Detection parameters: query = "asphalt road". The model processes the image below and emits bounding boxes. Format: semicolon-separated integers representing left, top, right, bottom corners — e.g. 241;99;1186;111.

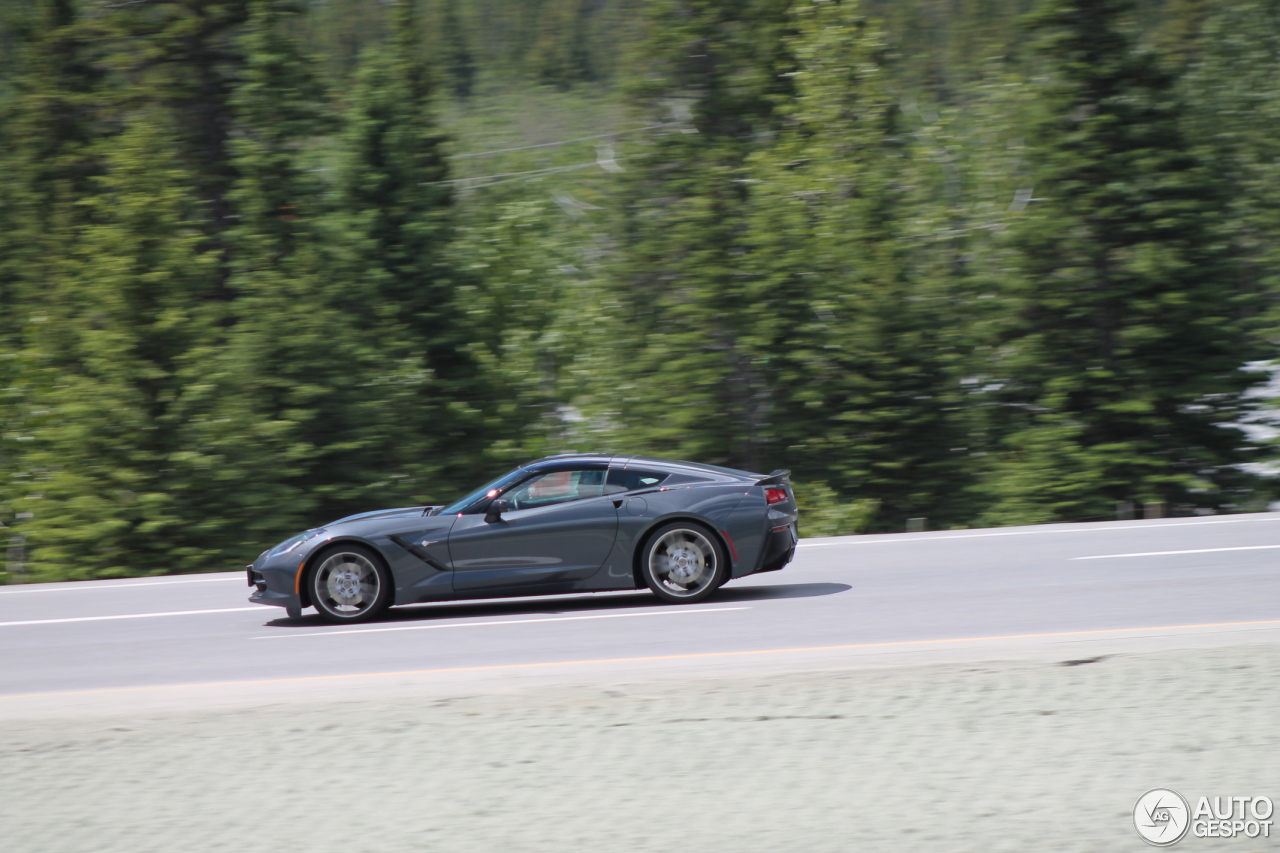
2;512;1279;713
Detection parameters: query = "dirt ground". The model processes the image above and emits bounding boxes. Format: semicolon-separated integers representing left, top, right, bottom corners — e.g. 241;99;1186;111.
2;643;1277;852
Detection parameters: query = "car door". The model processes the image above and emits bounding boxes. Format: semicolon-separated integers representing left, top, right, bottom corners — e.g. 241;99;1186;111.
447;467;619;592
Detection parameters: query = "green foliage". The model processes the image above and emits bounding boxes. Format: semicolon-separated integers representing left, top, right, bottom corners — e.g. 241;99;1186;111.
1183;0;1280;327
330;0;489;496
87;0;253;250
210;0;400;535
0;0;114;579
1;0;1277;583
745;0;974;531
793;481;879;536
600;0;793;472
528;0;593;89
305;0;390;82
448;194;621;465
436;0;475;99
0;0;102;336
980;0;1263;523
337;0;455;346
16;115;224;579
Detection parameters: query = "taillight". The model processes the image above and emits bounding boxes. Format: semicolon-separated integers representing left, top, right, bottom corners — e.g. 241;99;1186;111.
765;487;788;505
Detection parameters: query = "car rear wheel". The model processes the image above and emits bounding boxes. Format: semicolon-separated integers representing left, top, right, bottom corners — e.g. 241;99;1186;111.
309;544;392;624
641;522;726;604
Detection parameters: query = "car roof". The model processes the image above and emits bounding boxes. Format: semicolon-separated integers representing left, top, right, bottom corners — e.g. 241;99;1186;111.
619;455;762;480
522;453;616;472
523;453;760;481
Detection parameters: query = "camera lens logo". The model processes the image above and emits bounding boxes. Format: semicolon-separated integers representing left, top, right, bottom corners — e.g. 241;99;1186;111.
1135;789;1191;846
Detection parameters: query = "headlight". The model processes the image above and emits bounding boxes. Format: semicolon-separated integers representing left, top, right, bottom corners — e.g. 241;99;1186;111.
272;528;326;556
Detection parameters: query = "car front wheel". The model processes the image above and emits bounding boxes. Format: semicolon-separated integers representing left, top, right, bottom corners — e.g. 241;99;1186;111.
641;522;726;604
309;544;392;624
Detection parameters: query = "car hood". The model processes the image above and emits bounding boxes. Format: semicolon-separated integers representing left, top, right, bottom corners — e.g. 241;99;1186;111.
327;506;439;528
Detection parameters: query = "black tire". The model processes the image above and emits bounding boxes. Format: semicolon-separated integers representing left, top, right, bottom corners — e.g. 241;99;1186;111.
308;543;393;624
640;521;727;604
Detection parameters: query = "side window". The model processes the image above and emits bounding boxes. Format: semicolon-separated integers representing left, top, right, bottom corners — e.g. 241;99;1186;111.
504;469;607;510
605;468;669;494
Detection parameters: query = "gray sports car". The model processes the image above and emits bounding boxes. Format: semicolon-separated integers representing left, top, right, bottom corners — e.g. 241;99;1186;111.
248;454;798;623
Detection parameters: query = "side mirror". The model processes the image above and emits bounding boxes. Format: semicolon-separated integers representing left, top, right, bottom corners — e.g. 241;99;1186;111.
484;499;509;524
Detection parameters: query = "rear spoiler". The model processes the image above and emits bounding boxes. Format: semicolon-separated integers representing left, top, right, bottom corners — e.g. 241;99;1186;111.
755;469;790;486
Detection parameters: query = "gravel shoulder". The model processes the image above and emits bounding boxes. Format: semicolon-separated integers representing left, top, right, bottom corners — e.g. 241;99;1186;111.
3;643;1277;853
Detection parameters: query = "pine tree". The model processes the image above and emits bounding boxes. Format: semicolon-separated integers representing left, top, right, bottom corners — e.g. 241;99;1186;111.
0;0;101;336
899;71;1042;524
16;114;224;580
197;0;419;542
1183;0;1280;331
80;1;255;319
982;0;1263;523
338;0;454;337
334;0;485;493
601;0;792;472
438;0;475;99
11;0;417;579
0;0;108;580
746;0;972;531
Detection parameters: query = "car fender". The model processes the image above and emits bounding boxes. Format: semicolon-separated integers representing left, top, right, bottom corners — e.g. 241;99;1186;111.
633;513;738;579
718;489;772;577
583;484;750;591
292;534;391;607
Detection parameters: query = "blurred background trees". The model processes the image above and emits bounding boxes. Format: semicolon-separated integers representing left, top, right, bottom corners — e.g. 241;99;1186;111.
979;0;1263;524
0;0;1276;581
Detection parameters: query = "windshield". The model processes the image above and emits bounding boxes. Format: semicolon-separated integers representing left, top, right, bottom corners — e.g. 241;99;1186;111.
439;468;530;515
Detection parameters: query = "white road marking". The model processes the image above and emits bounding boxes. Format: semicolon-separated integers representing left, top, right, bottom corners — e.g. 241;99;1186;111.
1072;545;1280;560
253;606;752;640
0;607;263;627
798;514;1280;547
0;577;244;595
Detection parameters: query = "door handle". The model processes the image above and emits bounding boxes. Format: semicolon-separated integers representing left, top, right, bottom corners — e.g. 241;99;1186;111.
612;499;623;508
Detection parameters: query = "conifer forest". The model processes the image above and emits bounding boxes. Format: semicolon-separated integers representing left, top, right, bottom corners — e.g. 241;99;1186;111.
2;0;1278;582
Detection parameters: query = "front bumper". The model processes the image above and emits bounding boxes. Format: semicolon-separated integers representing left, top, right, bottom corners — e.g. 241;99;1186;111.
247;564;302;610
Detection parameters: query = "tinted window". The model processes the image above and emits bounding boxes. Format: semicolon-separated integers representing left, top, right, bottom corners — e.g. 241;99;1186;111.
504;469;607;510
605;468;669;494
441;468;530;515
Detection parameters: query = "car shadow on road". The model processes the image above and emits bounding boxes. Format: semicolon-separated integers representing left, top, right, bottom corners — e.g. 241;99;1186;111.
264;582;851;629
